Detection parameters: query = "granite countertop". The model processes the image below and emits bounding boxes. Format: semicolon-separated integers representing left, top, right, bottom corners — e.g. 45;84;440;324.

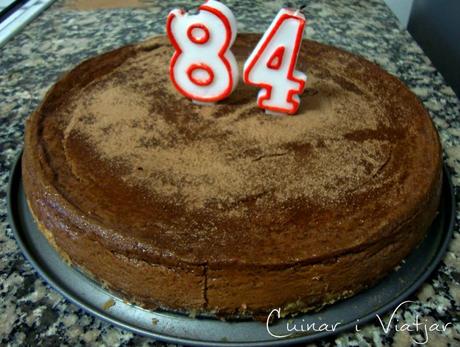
1;0;459;346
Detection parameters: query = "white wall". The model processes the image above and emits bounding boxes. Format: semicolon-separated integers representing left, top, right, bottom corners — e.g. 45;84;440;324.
384;0;414;28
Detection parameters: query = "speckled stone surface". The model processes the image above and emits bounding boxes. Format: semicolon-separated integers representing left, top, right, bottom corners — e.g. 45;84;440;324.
1;0;459;346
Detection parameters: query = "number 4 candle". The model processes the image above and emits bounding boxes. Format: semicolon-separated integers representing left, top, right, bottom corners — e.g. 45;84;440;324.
166;0;238;103
243;8;307;115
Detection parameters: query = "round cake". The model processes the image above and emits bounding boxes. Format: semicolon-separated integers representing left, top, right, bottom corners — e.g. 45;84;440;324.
22;34;442;319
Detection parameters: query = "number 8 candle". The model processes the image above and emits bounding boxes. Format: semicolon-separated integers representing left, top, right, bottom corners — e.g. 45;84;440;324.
166;0;238;103
243;8;307;115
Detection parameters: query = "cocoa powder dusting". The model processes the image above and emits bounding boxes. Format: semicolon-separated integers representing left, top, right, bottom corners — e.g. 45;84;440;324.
63;39;394;210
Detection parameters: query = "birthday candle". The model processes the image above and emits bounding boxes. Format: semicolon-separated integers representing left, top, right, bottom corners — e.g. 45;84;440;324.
243;8;307;115
166;0;238;103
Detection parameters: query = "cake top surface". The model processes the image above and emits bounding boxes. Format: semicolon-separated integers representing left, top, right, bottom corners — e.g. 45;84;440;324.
27;34;441;267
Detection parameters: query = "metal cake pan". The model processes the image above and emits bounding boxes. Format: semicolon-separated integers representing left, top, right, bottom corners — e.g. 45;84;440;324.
7;152;455;346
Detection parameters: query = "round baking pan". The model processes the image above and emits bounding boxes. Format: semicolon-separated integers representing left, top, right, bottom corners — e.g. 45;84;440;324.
7;152;455;346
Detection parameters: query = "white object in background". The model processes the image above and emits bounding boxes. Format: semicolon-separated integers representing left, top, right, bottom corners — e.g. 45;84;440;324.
243;8;307;115
0;0;56;48
0;0;17;12
384;0;414;28
166;0;238;103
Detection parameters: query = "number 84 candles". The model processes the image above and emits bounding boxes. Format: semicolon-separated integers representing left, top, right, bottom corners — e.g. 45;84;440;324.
166;1;307;115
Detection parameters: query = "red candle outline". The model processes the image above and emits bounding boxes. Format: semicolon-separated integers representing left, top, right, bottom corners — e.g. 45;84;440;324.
186;63;215;86
266;46;285;70
187;23;210;44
